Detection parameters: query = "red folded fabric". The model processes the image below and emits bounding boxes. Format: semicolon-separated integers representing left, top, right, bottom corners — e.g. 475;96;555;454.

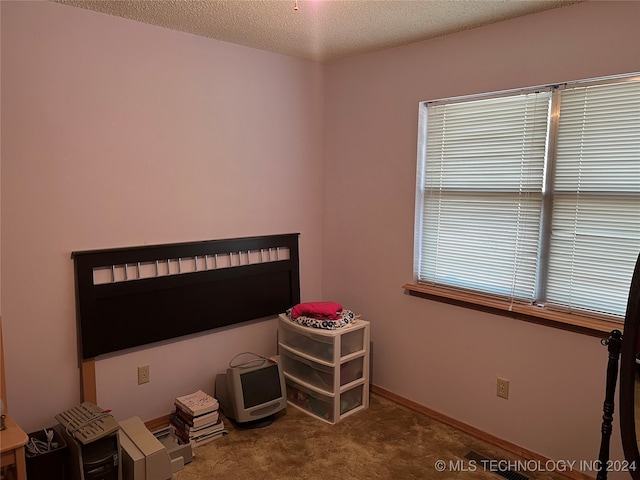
291;301;343;320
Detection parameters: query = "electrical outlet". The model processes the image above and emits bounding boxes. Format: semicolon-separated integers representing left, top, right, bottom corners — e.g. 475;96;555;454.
138;365;150;385
497;377;509;399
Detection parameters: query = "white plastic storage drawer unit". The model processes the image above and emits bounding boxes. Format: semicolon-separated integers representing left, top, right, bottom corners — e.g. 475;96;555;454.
278;314;370;424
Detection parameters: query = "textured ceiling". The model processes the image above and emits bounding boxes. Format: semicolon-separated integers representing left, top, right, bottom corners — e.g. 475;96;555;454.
54;0;581;62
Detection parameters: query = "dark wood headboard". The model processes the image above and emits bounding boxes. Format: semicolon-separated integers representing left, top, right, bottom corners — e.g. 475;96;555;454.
71;234;300;361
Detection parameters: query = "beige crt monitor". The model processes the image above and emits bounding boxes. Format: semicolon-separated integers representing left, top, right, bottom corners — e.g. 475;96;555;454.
119;417;172;480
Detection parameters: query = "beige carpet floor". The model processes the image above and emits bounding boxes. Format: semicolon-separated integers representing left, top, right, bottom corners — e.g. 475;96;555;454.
174;393;570;480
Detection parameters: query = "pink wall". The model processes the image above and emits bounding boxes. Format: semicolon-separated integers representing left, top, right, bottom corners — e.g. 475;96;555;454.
1;1;323;431
322;0;639;476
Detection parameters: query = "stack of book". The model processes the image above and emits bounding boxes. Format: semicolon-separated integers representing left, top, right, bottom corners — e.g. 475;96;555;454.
170;389;227;447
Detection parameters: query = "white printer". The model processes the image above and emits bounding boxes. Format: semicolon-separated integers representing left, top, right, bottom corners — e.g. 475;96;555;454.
119;417;191;480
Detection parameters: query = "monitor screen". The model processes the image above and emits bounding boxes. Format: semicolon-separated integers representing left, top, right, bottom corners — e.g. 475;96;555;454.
240;363;282;408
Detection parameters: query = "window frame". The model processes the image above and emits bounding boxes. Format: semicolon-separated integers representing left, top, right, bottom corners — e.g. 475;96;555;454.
408;73;640;335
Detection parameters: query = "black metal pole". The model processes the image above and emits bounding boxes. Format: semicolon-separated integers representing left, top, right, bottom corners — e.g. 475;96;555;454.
597;329;623;480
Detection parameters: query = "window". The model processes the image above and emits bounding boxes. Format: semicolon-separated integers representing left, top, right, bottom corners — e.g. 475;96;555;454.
414;75;640;324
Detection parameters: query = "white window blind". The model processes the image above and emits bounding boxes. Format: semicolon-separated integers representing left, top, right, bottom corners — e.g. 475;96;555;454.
416;75;640;321
546;79;640;317
419;91;551;301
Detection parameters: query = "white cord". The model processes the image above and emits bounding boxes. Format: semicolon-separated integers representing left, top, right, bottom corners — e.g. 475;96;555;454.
67;412;112;437
228;351;271;369
26;429;59;455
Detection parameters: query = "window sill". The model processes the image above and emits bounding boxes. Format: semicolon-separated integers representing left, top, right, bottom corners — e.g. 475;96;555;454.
402;283;623;337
